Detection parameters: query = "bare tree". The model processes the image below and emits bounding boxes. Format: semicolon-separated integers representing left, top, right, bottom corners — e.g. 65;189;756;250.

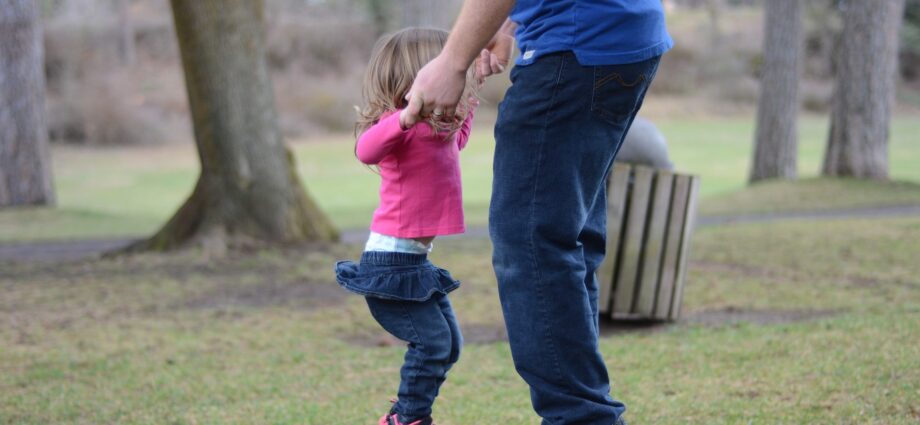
749;0;802;183
130;0;337;251
116;0;136;67
0;0;55;207
822;0;907;179
365;0;389;36
704;0;724;46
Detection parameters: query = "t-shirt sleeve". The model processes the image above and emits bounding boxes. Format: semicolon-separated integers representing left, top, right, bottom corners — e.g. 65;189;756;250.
356;111;411;164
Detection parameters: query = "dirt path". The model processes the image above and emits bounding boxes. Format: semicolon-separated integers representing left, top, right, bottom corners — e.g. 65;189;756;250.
2;204;919;263
0;238;135;263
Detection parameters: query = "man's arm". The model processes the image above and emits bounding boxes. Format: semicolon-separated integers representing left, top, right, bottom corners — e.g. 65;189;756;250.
402;0;516;127
442;1;516;75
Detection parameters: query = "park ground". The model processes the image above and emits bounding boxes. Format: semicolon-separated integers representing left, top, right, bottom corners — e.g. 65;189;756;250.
1;114;920;423
2;115;920;242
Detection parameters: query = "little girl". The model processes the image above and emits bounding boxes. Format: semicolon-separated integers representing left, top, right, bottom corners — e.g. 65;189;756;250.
334;28;478;425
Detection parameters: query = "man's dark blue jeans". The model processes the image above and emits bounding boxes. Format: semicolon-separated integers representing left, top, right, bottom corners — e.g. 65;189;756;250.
490;51;660;424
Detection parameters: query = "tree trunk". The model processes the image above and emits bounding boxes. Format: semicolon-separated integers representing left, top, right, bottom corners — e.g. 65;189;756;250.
117;0;136;67
706;0;723;44
749;0;801;183
0;0;55;208
130;0;337;251
822;0;906;180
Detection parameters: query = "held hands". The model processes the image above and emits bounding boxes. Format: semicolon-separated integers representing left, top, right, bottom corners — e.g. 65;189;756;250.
403;25;514;128
399;92;478;131
403;55;468;129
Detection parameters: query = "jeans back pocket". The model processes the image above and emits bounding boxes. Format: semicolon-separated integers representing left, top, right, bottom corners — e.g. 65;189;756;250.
590;57;660;125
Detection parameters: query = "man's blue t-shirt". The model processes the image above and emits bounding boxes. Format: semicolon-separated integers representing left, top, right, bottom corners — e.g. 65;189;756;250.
510;0;673;66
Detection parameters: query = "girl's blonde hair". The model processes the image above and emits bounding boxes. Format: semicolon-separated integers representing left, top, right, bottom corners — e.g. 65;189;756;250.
356;27;477;139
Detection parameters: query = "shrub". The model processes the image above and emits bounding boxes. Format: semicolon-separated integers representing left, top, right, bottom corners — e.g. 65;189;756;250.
266;17;375;75
801;80;833;112
650;44;700;95
47;74;163;146
274;71;364;136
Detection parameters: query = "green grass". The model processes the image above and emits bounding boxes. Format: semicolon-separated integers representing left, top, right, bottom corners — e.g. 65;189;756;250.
2;217;918;423
699;177;920;216
1;115;919;242
658;116;920;195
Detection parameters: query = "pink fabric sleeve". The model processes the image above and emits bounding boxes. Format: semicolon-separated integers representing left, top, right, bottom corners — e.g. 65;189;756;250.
456;107;476;151
356;111;410;165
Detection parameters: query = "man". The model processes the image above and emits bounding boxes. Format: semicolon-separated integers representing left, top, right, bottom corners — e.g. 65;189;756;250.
404;1;672;423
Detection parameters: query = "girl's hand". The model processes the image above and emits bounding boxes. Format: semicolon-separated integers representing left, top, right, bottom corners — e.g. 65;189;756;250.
475;47;506;83
399;94;425;130
474;20;514;82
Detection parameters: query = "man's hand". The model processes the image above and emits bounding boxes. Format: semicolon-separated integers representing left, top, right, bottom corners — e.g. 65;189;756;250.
402;0;515;125
404;55;468;123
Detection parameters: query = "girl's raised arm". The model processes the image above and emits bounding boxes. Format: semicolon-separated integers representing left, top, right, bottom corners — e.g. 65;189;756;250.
457;106;476;151
356;111;411;164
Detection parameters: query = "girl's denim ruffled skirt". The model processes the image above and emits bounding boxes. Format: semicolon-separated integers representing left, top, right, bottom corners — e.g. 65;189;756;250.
334;251;460;301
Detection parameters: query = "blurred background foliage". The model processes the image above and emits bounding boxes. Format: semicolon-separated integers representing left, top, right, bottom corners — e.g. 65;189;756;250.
33;0;920;147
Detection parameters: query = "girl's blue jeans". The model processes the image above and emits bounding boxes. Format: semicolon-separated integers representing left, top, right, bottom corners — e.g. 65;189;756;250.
336;251;463;423
366;293;462;422
490;51;661;424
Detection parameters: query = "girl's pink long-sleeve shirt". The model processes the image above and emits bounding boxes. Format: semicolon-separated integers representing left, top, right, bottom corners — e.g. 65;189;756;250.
356;109;474;238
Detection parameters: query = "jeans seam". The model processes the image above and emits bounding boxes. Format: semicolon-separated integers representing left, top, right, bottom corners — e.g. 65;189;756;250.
439;297;462;367
528;54;568;387
591;66;598;119
399;303;423;418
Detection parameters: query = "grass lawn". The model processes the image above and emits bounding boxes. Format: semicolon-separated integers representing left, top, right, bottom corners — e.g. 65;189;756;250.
699;177;920;216
1;115;919;242
2;216;918;423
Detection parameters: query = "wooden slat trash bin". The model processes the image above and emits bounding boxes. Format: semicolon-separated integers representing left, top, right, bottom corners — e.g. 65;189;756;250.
597;163;700;321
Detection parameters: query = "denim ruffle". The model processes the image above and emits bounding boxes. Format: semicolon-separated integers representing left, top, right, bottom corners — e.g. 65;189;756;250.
334;251;460;301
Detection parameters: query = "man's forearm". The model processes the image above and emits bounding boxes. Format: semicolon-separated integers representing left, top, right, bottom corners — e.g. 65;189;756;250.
442;0;516;72
498;18;517;37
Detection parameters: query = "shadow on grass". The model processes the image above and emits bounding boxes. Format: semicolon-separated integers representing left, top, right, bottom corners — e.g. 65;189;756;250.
342;307;842;349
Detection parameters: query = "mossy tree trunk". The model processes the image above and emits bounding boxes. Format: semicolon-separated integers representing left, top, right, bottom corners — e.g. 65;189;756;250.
0;0;55;207
131;0;337;251
749;0;801;183
822;0;906;180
